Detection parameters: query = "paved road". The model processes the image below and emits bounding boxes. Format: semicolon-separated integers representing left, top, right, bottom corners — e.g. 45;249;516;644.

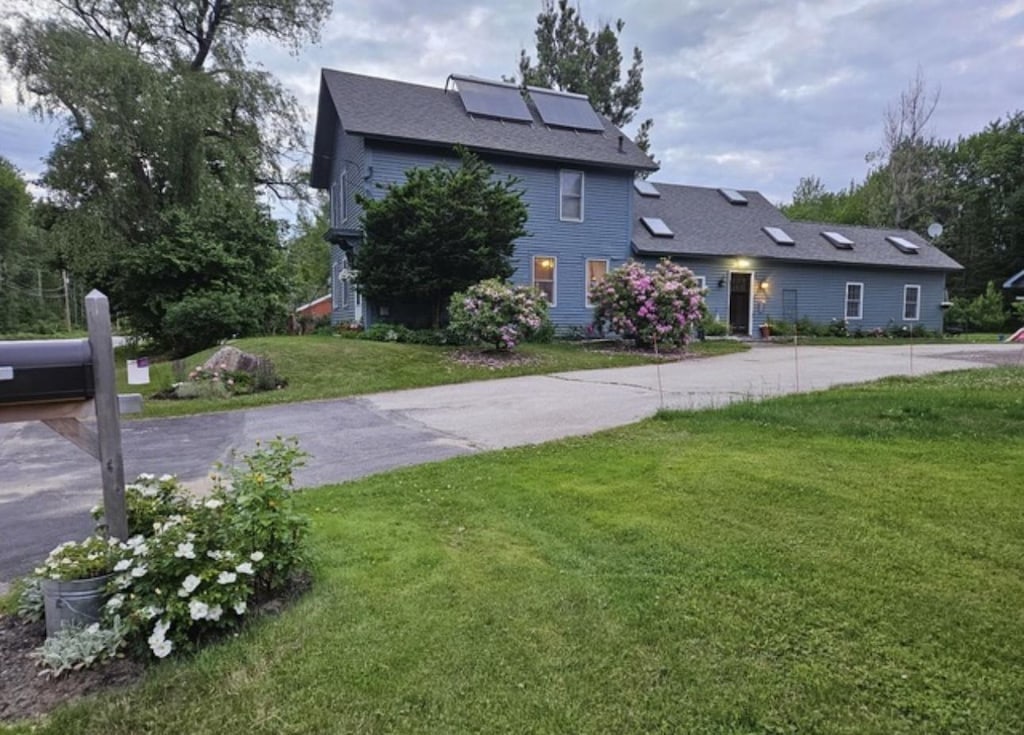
2;342;1019;586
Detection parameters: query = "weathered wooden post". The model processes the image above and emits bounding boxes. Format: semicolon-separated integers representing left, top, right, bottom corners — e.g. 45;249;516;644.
85;290;128;540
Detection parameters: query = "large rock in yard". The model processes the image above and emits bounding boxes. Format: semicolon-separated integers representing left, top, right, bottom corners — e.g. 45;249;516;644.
202;345;265;375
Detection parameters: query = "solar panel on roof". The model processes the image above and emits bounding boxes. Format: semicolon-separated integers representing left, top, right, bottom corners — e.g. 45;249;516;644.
719;188;748;205
452;75;532;123
634;179;660;197
886;236;920;253
641;217;674;237
527;86;604;132
822;231;854;249
763;226;795;245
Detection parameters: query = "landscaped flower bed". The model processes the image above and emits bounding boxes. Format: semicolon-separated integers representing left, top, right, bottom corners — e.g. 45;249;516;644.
9;438;309;695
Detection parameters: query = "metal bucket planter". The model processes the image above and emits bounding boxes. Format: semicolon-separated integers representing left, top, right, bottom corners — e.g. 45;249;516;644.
41;574;112;637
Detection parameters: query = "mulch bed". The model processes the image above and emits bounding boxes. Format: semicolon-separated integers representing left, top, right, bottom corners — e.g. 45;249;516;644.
0;571;312;724
450;350;541;369
0;614;144;723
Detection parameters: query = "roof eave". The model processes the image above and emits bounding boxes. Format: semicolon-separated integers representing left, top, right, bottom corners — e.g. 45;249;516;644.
631;242;965;271
358;132;658;172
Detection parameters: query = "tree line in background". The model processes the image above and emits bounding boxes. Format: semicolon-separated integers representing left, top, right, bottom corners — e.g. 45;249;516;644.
1;0;331;353
782;72;1024;312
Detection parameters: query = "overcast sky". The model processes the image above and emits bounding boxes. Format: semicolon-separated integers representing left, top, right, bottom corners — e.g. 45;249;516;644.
2;0;1023;218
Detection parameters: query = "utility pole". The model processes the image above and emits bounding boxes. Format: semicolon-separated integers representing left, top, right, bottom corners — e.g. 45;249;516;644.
62;270;72;331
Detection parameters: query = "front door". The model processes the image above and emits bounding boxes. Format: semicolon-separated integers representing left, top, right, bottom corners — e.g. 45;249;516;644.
729;272;752;335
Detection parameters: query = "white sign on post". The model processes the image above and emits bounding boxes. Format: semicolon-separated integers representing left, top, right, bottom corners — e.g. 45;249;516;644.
127;357;150;385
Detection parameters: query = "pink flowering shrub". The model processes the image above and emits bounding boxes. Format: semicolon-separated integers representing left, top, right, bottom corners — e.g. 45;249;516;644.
448;279;550;351
590;259;706;348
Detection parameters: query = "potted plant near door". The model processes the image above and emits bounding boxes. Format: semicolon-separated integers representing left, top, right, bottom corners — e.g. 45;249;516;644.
34;535;121;637
759;317;773;339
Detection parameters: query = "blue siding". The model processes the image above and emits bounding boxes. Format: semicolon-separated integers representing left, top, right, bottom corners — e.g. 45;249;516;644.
329;129;367;230
642;256;949;333
327;137;951;333
367;143;634;327
329;246;358;325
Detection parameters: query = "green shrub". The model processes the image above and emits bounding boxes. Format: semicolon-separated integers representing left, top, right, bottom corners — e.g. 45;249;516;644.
767;319;794;336
448;279;550;351
23;438;312;664
590;259;705;348
161;290;265;357
701;315;729;337
360;322;414;343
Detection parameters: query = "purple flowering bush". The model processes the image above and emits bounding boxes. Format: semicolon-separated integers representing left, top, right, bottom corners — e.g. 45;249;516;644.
590;259;706;348
448;279;550;351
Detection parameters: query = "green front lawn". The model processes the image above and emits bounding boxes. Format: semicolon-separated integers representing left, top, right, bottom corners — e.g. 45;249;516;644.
13;366;1023;734
771;332;1008;346
117;336;746;418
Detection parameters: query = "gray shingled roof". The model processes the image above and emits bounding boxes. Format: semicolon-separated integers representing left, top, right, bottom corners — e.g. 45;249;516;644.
632;183;963;272
311;69;657;188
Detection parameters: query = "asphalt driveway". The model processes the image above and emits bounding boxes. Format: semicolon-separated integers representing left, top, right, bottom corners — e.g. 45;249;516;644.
1;342;1019;586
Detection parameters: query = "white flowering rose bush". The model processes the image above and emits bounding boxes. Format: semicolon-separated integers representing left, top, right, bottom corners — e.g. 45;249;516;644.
22;438;309;667
589;259;706;349
448;279;550;351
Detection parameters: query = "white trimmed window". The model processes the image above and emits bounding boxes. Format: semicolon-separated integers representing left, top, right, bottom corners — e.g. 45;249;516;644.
585;259;608;307
694;276;707;290
330;178;346;227
339;255;350;308
904;284;921;320
533;256;557;305
331;260;341;310
845;282;863;320
560;170;584;222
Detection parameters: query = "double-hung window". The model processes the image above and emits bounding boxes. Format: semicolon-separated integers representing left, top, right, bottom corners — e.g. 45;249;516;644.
533;256;557;305
845;282;863;320
585;259;608;307
903;285;920;320
560;170;584;222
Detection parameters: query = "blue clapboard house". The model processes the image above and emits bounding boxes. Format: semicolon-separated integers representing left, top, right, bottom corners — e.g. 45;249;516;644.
311;69;962;334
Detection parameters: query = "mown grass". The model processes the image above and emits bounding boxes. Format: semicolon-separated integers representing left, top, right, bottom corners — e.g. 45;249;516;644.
775;332;1008;346
116;336;746;418
8;366;1023;734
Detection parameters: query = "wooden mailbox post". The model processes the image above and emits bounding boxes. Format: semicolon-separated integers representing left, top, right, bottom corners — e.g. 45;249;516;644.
0;290;135;539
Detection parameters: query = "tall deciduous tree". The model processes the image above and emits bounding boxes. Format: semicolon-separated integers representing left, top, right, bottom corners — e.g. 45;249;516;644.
0;157;64;332
864;69;946;230
514;0;654;157
782;175;871;225
0;0;330;351
285;197;332;307
354;148;529;329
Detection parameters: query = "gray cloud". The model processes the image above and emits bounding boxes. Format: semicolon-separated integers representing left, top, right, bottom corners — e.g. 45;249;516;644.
2;0;1022;212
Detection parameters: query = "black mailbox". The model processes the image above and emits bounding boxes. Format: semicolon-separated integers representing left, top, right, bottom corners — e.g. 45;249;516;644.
0;339;95;405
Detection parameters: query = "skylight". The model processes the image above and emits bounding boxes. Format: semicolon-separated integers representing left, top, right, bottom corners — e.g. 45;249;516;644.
763;226;795;245
718;188;748;205
633;179;660;197
641;217;674;237
886;236;920;253
822;231;854;249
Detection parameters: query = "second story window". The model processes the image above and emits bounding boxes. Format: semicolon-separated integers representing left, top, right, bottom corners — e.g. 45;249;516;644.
560;170;584;222
330;177;346;228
